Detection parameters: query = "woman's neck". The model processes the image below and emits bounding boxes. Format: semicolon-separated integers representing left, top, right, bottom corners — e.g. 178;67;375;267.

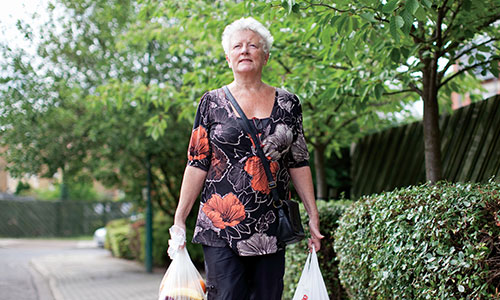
230;72;265;92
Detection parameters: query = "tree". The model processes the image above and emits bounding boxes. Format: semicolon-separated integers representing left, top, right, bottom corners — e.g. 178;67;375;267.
0;48;97;193
249;3;417;198
0;0;192;210
263;0;500;183
131;0;408;199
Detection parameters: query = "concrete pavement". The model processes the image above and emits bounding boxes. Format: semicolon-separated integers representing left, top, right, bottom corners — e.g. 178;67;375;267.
0;239;165;300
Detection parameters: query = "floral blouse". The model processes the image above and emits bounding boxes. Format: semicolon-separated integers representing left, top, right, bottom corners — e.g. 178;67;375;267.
187;87;310;256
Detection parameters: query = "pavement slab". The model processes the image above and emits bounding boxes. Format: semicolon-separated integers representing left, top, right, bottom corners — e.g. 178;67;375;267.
31;250;164;300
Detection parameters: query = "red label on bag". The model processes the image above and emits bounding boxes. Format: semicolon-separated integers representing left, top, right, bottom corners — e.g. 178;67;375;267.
302;296;308;300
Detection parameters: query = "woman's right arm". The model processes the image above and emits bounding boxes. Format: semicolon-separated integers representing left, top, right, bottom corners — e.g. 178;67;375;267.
173;165;208;231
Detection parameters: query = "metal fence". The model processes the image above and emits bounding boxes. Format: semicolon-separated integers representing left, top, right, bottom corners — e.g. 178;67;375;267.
0;198;132;237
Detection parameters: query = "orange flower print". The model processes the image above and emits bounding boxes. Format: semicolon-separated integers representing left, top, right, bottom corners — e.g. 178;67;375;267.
188;126;209;161
244;156;279;194
202;193;246;229
208;144;229;181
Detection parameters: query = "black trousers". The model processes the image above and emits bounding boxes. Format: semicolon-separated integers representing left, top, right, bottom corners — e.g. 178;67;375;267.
202;245;285;300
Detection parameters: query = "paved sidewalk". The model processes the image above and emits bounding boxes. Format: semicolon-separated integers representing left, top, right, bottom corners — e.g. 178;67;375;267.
31;250;165;300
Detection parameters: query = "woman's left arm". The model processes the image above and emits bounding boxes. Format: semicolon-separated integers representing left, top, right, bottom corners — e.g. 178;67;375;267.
289;166;324;251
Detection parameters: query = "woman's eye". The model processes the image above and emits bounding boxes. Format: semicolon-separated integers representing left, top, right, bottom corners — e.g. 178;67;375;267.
233;45;241;49
250;44;257;48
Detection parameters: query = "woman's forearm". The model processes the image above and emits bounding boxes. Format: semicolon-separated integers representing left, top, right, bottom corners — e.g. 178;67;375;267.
174;165;208;230
289;166;318;220
289;166;324;250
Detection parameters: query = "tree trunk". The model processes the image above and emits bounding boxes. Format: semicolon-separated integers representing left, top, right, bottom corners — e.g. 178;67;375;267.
422;58;443;183
314;144;327;200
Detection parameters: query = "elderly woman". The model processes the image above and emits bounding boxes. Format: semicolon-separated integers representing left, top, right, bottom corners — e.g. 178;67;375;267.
173;17;323;300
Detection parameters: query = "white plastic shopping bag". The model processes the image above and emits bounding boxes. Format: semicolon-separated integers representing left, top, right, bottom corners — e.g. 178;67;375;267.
158;226;206;300
292;245;329;300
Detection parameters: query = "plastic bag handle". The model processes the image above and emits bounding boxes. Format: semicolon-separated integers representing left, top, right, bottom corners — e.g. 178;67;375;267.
167;225;186;259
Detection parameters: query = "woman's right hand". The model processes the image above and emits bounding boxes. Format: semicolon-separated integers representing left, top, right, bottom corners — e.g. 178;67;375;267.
167;224;187;259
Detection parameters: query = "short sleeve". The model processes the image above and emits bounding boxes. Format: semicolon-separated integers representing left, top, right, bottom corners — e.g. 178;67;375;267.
187;92;212;171
287;95;310;168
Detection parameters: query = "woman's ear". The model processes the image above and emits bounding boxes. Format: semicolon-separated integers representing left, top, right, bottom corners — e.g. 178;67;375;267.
226;55;232;69
264;53;270;65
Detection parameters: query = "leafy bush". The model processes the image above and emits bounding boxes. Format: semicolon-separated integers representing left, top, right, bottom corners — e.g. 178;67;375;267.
15;181;31;195
19;181;112;201
283;200;351;300
334;181;500;299
106;211;204;268
106;218;133;259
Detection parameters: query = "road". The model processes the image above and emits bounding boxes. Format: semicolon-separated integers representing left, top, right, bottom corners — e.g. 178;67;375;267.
0;239;103;300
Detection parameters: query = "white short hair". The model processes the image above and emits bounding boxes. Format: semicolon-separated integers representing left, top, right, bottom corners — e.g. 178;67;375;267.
221;17;274;56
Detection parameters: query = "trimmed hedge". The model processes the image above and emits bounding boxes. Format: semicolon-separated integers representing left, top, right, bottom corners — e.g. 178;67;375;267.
106;218;133;259
334;181;500;299
105;212;204;268
284;200;351;300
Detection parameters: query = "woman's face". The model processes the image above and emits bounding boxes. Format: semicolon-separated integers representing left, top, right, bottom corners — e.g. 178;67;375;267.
226;29;269;75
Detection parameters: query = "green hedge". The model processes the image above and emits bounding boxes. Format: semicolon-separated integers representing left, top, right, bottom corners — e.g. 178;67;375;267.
105;212;204;268
284;200;351;300
334;181;500;299
106;218;133;259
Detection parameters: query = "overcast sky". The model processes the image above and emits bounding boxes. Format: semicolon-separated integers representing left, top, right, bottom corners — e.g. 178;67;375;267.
0;0;47;50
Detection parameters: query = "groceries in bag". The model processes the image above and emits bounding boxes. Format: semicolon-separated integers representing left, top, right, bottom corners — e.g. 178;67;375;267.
292;245;329;300
158;226;206;300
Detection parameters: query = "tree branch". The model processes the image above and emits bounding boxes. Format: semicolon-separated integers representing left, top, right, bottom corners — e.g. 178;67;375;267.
440;38;499;79
434;0;449;52
335;113;368;131
324;100;345;126
439;58;500;88
409;82;423;97
383;89;415;96
303;0;350;13
452;38;498;63
442;1;463;40
275;58;292;74
443;12;500;54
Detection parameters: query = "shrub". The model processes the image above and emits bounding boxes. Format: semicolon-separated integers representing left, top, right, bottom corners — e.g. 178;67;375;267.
334;181;500;299
107;211;204;268
106;218;133;259
283;200;351;300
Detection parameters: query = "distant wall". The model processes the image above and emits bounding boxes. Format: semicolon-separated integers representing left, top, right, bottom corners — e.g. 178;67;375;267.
0;199;132;237
351;95;500;199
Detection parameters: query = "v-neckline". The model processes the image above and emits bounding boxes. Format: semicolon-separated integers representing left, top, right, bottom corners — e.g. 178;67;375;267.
224;87;278;120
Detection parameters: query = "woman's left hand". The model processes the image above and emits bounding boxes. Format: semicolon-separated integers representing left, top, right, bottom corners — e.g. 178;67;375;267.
308;219;324;252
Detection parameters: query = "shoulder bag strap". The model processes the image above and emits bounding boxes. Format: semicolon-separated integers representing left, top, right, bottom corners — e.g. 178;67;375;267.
222;86;282;207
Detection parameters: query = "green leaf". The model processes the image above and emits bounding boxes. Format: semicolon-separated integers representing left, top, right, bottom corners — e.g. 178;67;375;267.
390;16;401;43
490;63;499;77
382;0;399;13
463;0;472;10
400;46;410;59
478;45;490;52
414;7;427;21
360;12;376;23
394;15;404;28
406;0;419;15
336;14;348;33
390;48;400;62
421;0;432;8
345;41;355;62
400;9;413;35
375;83;385;99
302;23;319;42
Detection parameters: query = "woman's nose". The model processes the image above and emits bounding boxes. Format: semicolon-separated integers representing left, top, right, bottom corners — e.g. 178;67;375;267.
240;44;249;54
